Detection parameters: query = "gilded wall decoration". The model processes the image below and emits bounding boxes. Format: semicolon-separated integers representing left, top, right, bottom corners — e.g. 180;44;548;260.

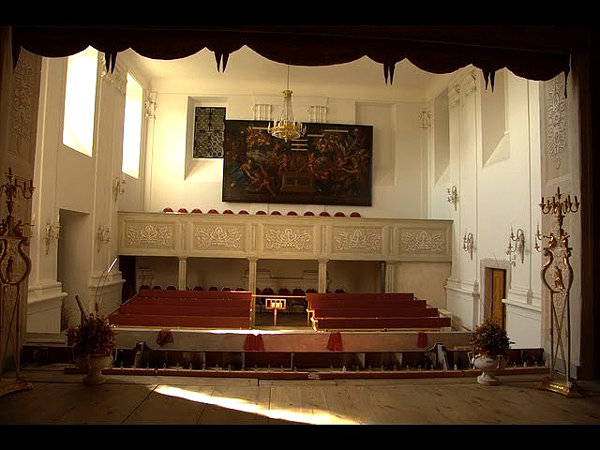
400;230;445;254
334;228;382;252
194;225;243;249
263;227;313;251
125;224;173;248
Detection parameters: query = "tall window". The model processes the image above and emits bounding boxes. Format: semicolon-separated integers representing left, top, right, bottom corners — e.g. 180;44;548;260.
62;46;98;156
122;74;143;178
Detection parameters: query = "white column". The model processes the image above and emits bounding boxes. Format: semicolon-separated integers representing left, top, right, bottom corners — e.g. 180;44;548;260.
142;91;157;211
248;258;257;326
318;259;328;293
178;257;187;290
384;261;396;293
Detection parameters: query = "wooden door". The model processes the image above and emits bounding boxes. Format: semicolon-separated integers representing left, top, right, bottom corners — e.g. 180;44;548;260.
491;269;506;329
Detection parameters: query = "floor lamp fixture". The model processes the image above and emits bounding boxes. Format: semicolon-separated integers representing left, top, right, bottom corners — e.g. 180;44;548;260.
268;65;306;142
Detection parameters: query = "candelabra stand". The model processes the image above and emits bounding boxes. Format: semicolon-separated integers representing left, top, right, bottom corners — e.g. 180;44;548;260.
538;187;582;398
0;168;34;397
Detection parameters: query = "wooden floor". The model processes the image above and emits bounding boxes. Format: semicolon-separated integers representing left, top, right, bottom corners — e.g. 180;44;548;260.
1;365;600;426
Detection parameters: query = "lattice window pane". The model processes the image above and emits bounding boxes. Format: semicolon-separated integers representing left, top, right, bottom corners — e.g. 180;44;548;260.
193;107;225;158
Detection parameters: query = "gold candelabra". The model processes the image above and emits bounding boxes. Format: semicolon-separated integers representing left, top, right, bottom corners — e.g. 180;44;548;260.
538;186;582;397
0;168;34;397
0;168;34;238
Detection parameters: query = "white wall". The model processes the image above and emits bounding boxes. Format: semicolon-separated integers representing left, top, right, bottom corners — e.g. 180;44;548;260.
28;52;127;336
139;90;428;219
441;68;543;349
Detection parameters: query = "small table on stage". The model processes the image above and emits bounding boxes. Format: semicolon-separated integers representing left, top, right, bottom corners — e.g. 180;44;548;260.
265;298;287;326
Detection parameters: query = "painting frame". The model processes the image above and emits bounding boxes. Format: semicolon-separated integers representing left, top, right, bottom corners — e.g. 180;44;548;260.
222;120;373;206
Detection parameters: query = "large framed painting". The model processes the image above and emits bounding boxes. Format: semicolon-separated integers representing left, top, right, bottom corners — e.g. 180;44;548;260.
222;120;373;206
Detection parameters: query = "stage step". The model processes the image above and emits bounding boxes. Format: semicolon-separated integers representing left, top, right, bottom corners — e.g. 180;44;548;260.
109;314;250;329
312;306;439;318
312;316;452;331
119;303;249;317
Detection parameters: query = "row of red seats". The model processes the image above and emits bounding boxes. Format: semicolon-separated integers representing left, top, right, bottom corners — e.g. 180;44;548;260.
305;292;452;331
140;285;347;295
110;289;252;329
162;207;361;217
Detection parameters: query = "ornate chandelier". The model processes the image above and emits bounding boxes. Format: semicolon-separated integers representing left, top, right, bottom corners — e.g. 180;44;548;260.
268;65;306;142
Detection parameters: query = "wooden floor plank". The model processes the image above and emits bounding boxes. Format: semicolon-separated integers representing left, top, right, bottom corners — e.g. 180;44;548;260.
324;385;382;425
124;385;215;424
0;382;83;424
2;370;600;425
52;383;155;424
197;385;271;424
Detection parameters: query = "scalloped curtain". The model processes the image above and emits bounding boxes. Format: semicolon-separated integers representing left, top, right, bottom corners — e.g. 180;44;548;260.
10;25;573;91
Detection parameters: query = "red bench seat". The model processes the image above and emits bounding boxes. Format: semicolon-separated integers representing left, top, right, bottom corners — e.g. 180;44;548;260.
108;290;252;329
109;314;250;329
306;292;450;331
312;316;452;331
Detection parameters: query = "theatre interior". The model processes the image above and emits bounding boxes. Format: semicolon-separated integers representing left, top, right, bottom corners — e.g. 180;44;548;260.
1;25;598;392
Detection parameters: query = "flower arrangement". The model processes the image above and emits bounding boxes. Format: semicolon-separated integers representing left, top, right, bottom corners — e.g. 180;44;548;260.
469;320;512;359
73;297;115;357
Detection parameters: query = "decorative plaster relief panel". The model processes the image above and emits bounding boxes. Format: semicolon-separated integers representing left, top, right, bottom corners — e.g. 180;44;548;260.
396;227;451;262
261;225;315;254
124;223;175;250
117;212;452;262
544;74;568;173
332;226;383;255
192;223;245;252
399;229;446;254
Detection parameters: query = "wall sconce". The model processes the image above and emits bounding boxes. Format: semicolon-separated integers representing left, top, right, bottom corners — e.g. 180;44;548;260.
463;230;474;260
97;225;110;252
113;175;126;202
447;186;458;210
44;219;60;255
506;226;525;265
534;223;542;252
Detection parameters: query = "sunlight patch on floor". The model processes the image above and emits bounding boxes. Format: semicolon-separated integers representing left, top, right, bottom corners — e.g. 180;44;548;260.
153;385;358;424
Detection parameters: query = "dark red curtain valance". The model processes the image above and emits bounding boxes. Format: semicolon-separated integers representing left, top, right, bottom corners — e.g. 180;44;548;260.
11;25;582;89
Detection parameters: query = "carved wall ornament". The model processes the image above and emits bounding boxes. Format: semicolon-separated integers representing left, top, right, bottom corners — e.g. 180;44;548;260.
461;70;478;97
334;228;382;252
11;52;36;158
419;109;433;128
400;230;445;254
263;227;313;251
100;55;127;96
546;75;567;170
194;225;243;249
144;92;157;120
126;224;173;247
449;85;461;109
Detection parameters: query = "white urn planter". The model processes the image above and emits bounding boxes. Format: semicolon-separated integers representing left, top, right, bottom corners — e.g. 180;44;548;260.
471;354;506;385
82;354;113;385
